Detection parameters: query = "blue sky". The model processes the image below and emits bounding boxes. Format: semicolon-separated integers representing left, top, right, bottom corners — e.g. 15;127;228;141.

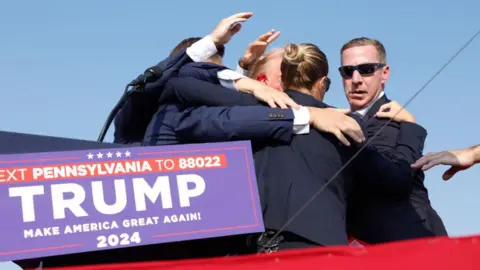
1;0;479;268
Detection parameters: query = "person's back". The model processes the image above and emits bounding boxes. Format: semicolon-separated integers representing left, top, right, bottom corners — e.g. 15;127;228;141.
250;43;358;249
254;89;356;247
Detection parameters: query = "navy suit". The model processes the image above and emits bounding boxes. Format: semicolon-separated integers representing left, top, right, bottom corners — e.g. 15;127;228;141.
143;63;296;147
113;49;194;144
143;103;296;147
346;95;448;244
156;77;427;248
178;62;228;84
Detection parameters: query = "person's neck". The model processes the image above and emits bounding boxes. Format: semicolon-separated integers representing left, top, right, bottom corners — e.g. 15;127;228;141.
352;89;384;113
289;87;311;96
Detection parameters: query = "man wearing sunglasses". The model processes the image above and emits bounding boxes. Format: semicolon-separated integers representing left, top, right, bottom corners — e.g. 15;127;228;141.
339;37;448;244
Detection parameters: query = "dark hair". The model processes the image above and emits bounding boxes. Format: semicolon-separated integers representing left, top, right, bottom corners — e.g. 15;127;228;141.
170;37;225;57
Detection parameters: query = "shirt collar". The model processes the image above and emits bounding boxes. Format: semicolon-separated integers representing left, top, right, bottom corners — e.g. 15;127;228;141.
355;91;385;116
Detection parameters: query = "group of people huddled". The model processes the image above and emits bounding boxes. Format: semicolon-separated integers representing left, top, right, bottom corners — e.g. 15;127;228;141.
112;12;480;252
14;11;480;270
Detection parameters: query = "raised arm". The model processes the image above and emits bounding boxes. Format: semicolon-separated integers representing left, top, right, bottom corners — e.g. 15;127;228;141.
113;12;253;143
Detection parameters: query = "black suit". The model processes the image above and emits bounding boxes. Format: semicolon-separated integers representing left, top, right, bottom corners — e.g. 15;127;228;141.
346;95;448;244
159;77;429;249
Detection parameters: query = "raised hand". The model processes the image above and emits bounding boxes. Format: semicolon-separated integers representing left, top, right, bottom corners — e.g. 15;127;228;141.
239;29;281;69
375;101;415;123
210;12;253;46
412;146;479;180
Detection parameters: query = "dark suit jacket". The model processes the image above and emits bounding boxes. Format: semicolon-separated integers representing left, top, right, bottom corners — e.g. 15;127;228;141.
346;95;448;244
143;102;296;147
113;48;193;144
178;62;228;85
157;77;428;246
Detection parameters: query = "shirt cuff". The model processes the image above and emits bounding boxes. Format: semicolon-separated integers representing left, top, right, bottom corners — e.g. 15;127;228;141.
235;64;250;76
217;69;245;81
219;79;237;90
217;69;246;91
292;106;310;134
186;35;218;62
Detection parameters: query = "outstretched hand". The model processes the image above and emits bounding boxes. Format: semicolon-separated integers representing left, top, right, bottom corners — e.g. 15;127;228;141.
210;12;254;46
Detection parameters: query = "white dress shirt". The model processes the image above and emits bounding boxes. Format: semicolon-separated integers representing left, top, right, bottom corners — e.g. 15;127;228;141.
355;91;385;117
184;35;310;135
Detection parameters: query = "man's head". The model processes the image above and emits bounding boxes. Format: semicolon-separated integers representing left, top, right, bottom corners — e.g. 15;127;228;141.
340;37;390;111
170;37;225;65
249;48;284;91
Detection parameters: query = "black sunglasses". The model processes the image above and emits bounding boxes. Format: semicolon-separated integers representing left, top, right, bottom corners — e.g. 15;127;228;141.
325;77;331;92
338;63;386;78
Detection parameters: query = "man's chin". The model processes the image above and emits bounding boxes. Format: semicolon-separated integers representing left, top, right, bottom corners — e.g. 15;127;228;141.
348;100;369;111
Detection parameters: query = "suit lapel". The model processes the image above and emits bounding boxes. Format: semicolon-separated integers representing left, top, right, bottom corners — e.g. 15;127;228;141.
364;95;390;121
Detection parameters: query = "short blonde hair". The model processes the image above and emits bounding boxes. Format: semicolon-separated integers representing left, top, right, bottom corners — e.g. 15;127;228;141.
341;37;387;63
249;48;284;79
281;43;329;90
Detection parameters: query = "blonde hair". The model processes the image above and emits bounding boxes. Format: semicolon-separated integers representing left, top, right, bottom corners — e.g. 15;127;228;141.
341;37;387;63
281;43;329;90
250;48;284;79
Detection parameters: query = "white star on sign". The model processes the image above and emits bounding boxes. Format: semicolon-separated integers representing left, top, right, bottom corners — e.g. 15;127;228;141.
87;153;94;159
116;151;122;157
106;152;113;158
125;151;131;157
96;152;104;159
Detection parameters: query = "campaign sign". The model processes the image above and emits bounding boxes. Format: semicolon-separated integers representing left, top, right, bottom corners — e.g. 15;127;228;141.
0;141;263;262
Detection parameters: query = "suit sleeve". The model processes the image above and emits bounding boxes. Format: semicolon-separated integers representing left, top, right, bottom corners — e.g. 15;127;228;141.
174;105;295;143
114;49;193;143
353;120;427;195
160;77;261;107
178;65;224;85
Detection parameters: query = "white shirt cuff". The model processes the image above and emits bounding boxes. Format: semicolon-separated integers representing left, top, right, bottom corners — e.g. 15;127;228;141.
217;69;246;91
292;106;310;134
217;69;245;81
219;79;237;90
235;64;250;76
186;35;218;62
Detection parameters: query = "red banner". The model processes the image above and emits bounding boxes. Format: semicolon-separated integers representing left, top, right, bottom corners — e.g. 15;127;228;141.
45;234;480;270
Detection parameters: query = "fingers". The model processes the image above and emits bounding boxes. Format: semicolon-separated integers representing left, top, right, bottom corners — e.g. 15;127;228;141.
226;12;253;21
282;96;300;109
266;98;277;108
266;30;280;43
442;166;459;181
249;40;267;48
258;30;275;41
230;23;242;35
333;130;351;146
375;103;392;117
272;94;299;109
229;17;249;28
375;111;393;119
411;152;445;171
338;118;365;144
346;122;365;143
411;156;429;169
